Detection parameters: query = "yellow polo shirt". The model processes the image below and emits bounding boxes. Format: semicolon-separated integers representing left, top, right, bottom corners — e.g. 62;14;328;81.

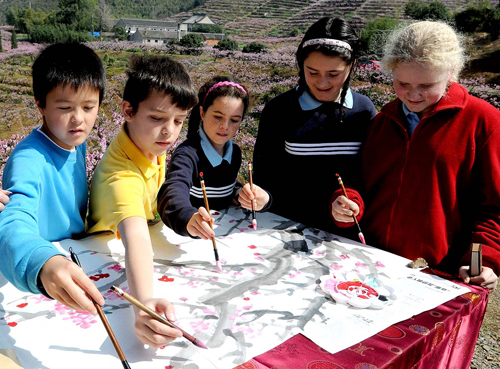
87;124;165;237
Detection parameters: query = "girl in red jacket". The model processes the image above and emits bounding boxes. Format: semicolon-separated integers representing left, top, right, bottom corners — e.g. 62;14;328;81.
332;21;499;291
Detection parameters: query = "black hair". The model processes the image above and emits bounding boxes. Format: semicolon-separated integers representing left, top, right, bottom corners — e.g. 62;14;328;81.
32;42;106;108
123;54;198;115
296;17;361;122
187;76;250;141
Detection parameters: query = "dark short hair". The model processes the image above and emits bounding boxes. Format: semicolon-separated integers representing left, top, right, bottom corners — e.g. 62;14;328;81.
187;76;249;140
123;54;198;116
32;42;106;108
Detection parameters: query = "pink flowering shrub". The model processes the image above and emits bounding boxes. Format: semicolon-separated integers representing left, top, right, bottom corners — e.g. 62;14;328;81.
0;135;25;184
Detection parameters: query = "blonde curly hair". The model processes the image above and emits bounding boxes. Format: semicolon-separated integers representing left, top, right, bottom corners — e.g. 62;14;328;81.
381;21;465;82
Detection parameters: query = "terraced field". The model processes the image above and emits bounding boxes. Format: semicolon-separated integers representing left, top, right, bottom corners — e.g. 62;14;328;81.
171;0;499;37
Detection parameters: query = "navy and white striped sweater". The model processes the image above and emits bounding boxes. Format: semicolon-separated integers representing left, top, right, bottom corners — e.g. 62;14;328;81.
253;87;376;234
158;135;241;237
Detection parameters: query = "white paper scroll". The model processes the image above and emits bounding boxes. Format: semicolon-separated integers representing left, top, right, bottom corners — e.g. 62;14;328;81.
0;208;470;368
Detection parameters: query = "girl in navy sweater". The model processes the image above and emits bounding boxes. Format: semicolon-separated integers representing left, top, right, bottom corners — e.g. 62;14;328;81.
158;76;270;239
253;17;376;234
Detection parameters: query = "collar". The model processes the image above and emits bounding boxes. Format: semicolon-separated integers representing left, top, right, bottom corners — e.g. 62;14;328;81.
298;87;353;111
199;126;233;167
35;126;79;161
118;124;164;179
382;83;467;123
401;103;420;122
36;126;77;152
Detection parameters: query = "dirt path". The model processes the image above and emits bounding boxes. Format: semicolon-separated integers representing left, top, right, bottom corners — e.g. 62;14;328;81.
471;288;500;369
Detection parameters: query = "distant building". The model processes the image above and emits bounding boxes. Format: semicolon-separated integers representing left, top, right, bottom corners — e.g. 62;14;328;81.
182;14;215;31
115;18;188;34
120;14;221;45
130;30;182;44
200;33;225;46
101;18;119;32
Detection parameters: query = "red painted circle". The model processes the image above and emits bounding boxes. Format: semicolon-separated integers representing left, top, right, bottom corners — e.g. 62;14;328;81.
337;281;378;300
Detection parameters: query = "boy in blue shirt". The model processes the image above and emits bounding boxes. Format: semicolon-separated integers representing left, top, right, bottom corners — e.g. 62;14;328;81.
0;43;106;314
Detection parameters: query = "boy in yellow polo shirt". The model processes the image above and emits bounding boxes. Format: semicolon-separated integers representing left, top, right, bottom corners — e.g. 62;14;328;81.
87;55;197;347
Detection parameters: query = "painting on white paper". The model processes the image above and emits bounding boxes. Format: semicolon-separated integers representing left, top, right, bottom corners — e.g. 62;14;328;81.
0;208;470;369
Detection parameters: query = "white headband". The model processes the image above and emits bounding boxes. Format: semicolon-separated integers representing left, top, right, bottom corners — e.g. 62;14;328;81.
302;38;352;52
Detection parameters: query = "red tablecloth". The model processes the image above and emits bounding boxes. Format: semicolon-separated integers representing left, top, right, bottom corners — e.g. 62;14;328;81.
235;283;488;369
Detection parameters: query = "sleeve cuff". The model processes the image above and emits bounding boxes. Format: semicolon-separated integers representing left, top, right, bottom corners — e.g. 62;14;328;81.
36;272;53;299
258;189;273;213
330;187;364;228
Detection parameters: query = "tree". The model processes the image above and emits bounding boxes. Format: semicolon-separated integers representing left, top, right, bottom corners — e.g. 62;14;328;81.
426;2;451;21
179;33;204;48
97;0;112;31
28;23;91;43
404;0;426;19
214;38;238;51
455;3;500;38
11;29;18;49
405;0;451;21
484;6;500;39
359;17;399;59
56;0;96;31
113;26;128;41
242;42;267;53
0;36;3;53
192;24;223;33
6;7;50;34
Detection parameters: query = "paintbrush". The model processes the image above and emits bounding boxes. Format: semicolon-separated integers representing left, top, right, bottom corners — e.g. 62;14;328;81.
248;161;257;229
199;172;222;272
335;174;367;246
69;248;131;369
110;286;207;349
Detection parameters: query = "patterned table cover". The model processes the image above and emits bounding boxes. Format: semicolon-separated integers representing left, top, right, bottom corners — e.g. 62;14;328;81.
236;282;488;369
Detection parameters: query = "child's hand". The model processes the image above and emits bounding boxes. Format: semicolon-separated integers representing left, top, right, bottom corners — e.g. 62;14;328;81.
331;195;359;223
239;183;269;211
134;297;182;348
0;189;11;212
187;207;214;239
39;255;105;315
459;265;498;291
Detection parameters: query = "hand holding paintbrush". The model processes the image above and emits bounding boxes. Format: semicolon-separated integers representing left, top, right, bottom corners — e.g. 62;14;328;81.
248;161;257;229
69;248;131;369
333;174;367;245
199;172;223;272
237;161;270;228
111;286;208;349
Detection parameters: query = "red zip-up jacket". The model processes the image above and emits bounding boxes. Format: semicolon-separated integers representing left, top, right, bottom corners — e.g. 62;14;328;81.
333;83;500;275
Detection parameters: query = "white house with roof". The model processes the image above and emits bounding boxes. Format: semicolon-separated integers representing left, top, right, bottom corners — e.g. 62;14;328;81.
182;14;215;31
200;33;226;46
120;14;220;45
130;30;182;44
115;18;188;34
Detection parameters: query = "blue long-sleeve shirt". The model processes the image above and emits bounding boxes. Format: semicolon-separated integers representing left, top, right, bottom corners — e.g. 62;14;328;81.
0;127;88;295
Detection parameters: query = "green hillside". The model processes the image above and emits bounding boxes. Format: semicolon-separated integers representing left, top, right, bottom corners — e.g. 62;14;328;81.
0;0;207;23
170;0;498;36
1;0;498;36
0;1;55;23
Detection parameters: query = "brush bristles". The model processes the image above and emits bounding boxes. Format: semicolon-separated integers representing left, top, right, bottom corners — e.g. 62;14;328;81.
194;338;208;349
